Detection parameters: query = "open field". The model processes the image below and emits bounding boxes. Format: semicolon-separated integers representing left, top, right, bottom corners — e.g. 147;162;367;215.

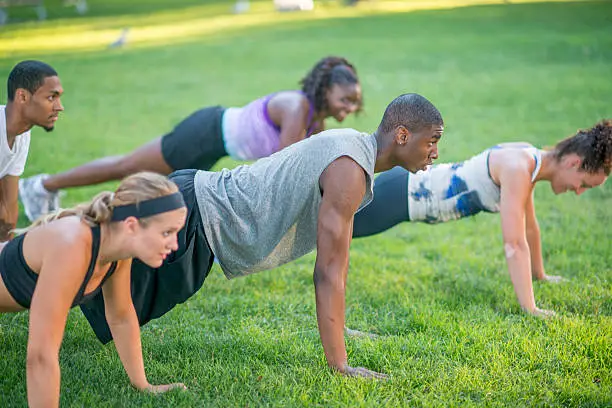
0;0;610;406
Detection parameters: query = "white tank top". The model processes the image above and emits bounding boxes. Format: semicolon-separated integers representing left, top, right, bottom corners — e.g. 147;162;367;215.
408;144;542;223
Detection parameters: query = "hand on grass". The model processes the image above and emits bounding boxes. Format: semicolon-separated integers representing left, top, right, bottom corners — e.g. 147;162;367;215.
531;307;556;318
339;365;388;380
344;326;378;339
145;383;187;394
540;274;565;283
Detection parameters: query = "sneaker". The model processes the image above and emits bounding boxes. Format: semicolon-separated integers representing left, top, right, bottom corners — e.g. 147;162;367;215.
18;174;52;222
47;189;62;213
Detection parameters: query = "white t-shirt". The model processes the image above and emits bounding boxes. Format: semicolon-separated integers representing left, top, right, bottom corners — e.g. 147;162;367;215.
0;105;31;178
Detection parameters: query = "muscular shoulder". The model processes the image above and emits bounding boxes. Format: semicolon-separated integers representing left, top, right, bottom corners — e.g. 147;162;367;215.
320;157;367;210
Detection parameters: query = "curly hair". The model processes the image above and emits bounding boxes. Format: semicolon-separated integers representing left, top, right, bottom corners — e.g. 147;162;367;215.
299;56;362;115
553;120;612;175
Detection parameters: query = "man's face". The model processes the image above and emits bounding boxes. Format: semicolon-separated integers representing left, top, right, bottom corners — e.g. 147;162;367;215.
22;75;64;132
397;124;444;173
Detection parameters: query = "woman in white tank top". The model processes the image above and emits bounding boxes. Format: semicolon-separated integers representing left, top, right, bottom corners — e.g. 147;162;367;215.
353;120;611;317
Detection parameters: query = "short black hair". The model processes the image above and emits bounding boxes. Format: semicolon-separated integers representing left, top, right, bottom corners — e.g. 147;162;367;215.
7;60;58;101
378;93;443;134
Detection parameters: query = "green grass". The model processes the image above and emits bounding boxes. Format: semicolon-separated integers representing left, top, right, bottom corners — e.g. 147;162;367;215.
1;0;611;406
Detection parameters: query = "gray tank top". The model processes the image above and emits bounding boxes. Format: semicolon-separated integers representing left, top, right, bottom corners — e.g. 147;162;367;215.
194;129;377;278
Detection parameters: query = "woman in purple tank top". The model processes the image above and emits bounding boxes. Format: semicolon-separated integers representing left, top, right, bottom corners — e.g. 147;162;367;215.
20;56;364;222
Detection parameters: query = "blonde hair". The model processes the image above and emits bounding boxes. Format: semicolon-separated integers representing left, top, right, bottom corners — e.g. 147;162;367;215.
19;172;179;234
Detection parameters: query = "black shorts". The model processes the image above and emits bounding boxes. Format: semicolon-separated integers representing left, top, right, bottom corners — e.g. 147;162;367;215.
81;169;215;344
161;106;227;171
352;166;410;238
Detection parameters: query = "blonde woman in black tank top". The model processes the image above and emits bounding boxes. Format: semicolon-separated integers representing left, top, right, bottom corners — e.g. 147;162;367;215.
0;172;188;407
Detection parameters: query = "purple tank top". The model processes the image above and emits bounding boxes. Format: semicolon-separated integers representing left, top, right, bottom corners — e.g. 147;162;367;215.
221;91;318;161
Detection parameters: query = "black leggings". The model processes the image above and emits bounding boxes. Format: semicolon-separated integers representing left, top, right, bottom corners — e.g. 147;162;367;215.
352;166;410;238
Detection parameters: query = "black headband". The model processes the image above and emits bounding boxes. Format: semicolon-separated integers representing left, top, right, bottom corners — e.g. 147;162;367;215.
111;192;186;222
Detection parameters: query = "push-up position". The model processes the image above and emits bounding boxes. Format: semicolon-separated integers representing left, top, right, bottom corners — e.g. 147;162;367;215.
1;172;188;406
353;120;611;316
20;56;363;221
81;93;445;379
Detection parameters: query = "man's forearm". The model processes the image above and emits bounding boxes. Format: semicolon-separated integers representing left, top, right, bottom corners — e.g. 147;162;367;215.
314;268;348;371
0;193;18;241
0;217;15;241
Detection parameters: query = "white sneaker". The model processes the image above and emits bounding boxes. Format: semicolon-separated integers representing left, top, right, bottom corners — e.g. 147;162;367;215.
18;174;54;222
47;189;62;213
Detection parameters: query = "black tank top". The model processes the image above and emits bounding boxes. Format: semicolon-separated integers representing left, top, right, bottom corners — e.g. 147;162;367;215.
0;225;118;309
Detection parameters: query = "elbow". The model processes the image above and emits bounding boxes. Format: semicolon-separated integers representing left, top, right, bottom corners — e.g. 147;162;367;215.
105;298;137;327
502;240;529;259
26;348;57;372
105;309;136;329
526;223;540;237
313;266;345;295
313;219;349;292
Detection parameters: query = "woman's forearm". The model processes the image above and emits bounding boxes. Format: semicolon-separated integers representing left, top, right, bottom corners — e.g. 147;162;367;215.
526;227;545;280
27;352;60;408
504;242;538;312
107;313;149;390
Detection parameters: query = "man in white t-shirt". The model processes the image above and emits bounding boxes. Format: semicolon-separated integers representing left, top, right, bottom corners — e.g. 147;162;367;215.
1;60;64;240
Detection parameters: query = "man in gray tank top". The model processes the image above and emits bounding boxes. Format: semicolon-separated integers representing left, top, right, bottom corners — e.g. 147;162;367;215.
82;93;445;380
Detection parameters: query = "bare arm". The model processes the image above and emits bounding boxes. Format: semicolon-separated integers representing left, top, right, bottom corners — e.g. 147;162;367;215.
315;157;386;379
276;97;311;151
0;176;20;240
524;192;545;279
26;238;90;408
499;164;552;316
525;194;564;283
102;259;186;393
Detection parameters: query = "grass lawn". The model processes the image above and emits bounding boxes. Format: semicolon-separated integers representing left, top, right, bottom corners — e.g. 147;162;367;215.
0;0;611;406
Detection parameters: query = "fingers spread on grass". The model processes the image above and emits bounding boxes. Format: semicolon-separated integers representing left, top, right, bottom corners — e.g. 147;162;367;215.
345;326;379;339
544;275;566;283
344;366;389;380
146;383;188;394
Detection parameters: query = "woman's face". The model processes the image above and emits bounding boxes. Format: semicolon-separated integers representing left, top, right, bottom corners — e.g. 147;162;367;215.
551;155;608;195
132;208;187;267
324;83;362;122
